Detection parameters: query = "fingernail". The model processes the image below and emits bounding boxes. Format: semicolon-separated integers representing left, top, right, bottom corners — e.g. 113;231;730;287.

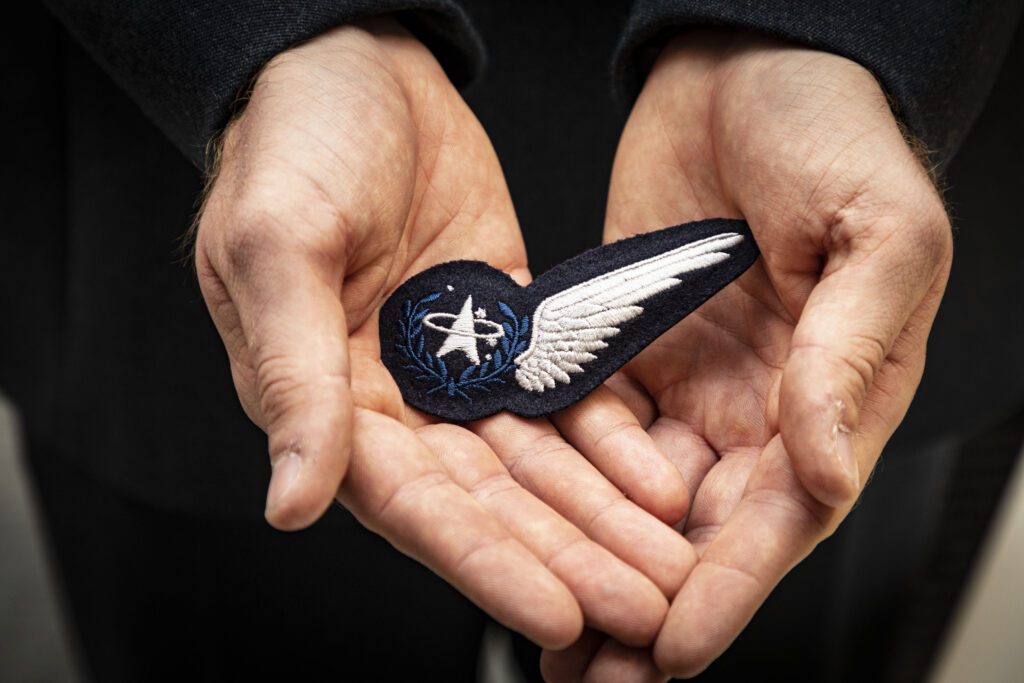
835;428;858;492
266;451;303;515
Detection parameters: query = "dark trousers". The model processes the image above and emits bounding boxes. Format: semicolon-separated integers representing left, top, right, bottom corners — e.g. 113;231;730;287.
28;407;1023;682
29;450;486;682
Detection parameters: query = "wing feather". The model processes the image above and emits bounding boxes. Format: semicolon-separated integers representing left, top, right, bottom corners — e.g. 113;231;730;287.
514;233;743;392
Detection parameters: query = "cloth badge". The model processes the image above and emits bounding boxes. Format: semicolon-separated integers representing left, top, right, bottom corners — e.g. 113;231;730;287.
379;218;759;421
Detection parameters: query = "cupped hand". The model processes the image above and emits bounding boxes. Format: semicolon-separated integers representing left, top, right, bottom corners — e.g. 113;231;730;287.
195;19;693;650
543;29;952;680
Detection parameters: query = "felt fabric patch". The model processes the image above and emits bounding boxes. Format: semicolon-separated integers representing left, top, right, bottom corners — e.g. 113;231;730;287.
379;218;759;421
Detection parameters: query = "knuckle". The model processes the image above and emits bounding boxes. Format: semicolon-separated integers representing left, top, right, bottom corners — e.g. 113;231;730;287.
467;472;519;505
825;201;888;255
374;470;449;522
255;352;307;426
503;433;577;487
827;181;951;269
210;176;349;279
583;495;629;532
590;419;645;450
543;536;591;574
842;332;887;392
256;352;350;430
913;199;953;267
452;536;516;575
221;218;283;280
791;336;883;404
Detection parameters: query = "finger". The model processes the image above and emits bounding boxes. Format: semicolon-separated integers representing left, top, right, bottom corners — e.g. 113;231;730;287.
541;630;606;683
543;636;666;683
551;386;689;525
197;235;352;531
339;409;582;649
653;435;836;677
603;373;658;428
646;417;718;530
583;641;667;683
417;425;668;646
473;415;697;597
683;448;761;556
779;199;951;507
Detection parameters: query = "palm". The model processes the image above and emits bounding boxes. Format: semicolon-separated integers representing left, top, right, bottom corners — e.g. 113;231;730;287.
542;31;951;680
623;260;795;535
199;20;693;651
338;38;694;649
606;125;835;653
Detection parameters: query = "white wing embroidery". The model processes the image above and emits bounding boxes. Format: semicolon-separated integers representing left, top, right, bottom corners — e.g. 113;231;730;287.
513;233;745;392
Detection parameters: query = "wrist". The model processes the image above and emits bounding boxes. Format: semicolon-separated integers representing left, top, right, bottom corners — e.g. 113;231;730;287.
648;28;879;112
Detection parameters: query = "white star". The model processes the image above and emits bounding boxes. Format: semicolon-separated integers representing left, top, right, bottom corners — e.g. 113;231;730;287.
485;353;492;361
446;285;454;291
435;295;481;365
474;307;486;318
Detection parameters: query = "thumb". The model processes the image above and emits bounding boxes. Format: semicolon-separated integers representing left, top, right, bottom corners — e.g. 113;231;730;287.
778;203;951;508
199;228;353;531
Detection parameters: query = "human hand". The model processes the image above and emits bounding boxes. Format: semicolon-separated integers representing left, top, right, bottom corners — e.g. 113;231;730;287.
195;18;692;649
542;29;952;679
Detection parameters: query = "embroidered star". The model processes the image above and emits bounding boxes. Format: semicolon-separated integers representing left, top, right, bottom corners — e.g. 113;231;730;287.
474;307;486;318
435;295;481;365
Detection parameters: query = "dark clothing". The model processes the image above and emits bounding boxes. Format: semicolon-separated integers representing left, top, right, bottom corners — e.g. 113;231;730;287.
30;449;486;681
40;0;1024;169
2;0;1023;680
614;0;1024;164
41;0;484;167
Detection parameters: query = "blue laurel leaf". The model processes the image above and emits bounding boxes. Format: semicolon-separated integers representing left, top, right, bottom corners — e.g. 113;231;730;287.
437;357;448;380
425;353;434;370
501;321;514;338
403;300;412;318
498;301;515;320
514;341;527;355
398;319;406;336
520;315;529;336
421;292;442;305
500;335;511;356
493;349;502;367
413;308;429;323
459;365;476;382
447;381;456;396
416;335;424;357
479;360;490;376
411;323;422;338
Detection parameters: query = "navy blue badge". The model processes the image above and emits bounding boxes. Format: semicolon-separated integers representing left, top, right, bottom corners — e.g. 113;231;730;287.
380;218;759;421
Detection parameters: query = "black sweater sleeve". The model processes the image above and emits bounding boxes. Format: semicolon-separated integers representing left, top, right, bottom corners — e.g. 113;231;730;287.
42;0;483;168
614;1;1023;167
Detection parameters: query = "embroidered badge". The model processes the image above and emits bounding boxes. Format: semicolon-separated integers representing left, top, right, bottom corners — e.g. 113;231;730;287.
380;218;759;421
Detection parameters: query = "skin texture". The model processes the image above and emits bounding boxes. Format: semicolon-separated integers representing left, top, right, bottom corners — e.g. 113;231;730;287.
194;19;697;651
541;29;952;681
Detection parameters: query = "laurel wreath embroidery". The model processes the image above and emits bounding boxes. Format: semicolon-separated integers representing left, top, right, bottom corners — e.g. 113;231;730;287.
396;292;530;402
